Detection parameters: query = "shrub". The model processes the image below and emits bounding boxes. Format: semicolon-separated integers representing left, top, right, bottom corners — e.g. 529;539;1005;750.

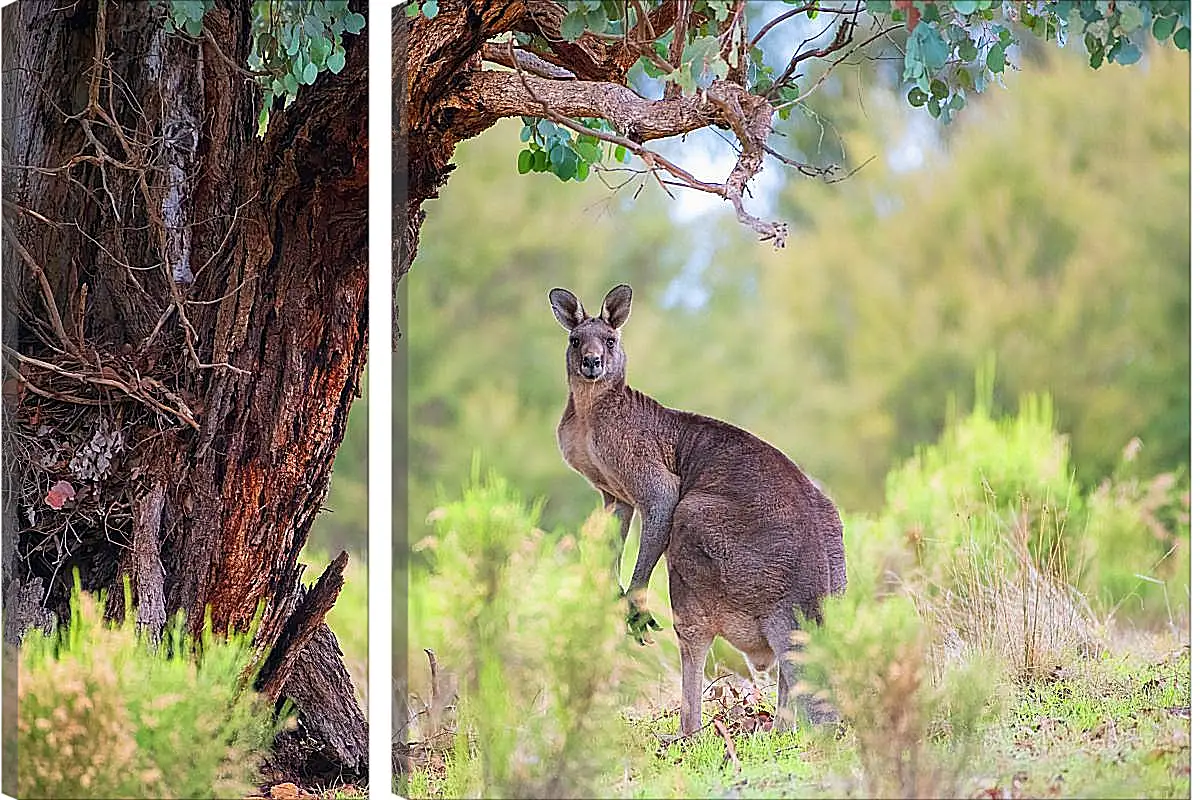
407;466;639;798
800;584;1005;799
17;578;275;799
876;364;1188;672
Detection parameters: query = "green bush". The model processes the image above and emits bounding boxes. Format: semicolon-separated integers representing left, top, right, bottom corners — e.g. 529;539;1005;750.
800;585;1005;799
879;363;1188;634
17;579;275;799
408;465;641;798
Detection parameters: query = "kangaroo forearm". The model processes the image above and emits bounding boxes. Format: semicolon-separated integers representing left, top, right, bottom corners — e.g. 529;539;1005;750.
609;498;635;588
628;508;671;590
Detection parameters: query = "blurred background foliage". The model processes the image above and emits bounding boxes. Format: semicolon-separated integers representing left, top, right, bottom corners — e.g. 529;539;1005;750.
393;26;1187;798
400;41;1188;538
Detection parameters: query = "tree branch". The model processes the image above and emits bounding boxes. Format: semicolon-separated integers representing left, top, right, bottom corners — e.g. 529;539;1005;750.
486;63;788;246
481;42;576;79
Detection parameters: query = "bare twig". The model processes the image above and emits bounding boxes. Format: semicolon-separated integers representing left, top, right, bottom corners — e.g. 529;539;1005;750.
712;717;742;773
2;223;79;357
771;17;857;95
3;346;199;429
1;356;105;406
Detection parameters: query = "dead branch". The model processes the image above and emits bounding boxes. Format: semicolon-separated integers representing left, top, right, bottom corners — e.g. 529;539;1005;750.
3;346;200;429
772;16;858;95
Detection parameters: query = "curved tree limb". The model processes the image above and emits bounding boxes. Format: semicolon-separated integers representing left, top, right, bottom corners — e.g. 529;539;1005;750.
445;69;788;245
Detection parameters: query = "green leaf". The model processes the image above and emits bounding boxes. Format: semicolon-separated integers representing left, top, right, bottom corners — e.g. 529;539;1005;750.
1111;39;1141;65
952;0;981;13
517;149;533;174
985;42;1007;72
1153;14;1178;41
536;119;560;143
575;159;589;181
327;48;346;74
574;139;600;163
302;61;318;84
532;149;549;171
958;39;977;61
907;86;929;107
419;1;437;20
303;16;324;37
560;10;587;41
519;125;532;143
283;72;299;96
585;5;607;32
1118;4;1145;34
257;100;271;137
285;24;301;56
906;22;950;77
1173;25;1190;50
614;144;628;163
184;17;203;37
711;54;729;80
346;10;368;31
405;2;420;17
927;94;942;118
865;0;891;12
948;94;965;111
930;78;949;99
309;37;331;67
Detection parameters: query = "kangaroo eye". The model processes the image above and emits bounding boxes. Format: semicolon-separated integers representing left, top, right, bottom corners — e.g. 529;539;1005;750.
605;338;616;350
570;337;580;349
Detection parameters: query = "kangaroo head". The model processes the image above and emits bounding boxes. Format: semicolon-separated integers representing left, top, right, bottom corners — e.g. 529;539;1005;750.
548;284;632;383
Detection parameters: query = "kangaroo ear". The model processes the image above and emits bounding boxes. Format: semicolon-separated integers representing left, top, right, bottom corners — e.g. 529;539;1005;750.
549;288;586;330
600;284;632;328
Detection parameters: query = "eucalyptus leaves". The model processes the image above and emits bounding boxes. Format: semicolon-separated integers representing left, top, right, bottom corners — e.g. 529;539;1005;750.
160;0;365;135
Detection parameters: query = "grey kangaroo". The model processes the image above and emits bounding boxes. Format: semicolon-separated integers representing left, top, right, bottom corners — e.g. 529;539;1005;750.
549;284;847;735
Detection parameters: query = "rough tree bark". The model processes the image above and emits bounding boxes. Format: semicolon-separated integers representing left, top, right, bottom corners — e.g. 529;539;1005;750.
2;0;368;785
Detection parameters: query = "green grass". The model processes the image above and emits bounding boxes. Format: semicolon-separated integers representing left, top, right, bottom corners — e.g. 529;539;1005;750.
591;645;1188;799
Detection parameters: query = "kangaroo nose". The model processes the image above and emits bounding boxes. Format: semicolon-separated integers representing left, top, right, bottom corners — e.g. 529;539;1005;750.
583;354;601;370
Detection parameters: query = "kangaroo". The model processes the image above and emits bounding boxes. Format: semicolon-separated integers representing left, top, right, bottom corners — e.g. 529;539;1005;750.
549;284;847;735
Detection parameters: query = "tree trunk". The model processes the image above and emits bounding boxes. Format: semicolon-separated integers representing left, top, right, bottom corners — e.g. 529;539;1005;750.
2;0;368;784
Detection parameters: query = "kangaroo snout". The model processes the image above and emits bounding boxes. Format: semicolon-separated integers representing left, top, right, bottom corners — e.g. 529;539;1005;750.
581;353;603;378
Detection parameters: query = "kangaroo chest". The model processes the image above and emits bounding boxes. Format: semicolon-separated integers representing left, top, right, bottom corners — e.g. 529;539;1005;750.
557;409;631;504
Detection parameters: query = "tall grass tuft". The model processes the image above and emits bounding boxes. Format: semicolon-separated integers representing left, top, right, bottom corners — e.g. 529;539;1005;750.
408;464;637;798
17;576;275;799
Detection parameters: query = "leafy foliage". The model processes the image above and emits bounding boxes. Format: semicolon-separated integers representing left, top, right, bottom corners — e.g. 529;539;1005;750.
159;1;364;135
17;577;275;799
516;116;625;182
411;43;1187;533
487;0;1189;186
883;1;1191;122
406;467;639;797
